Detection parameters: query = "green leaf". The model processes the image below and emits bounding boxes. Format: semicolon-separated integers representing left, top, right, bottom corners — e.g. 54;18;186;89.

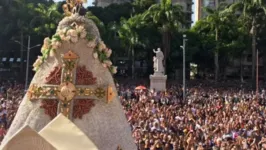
52;34;61;41
86;34;94;41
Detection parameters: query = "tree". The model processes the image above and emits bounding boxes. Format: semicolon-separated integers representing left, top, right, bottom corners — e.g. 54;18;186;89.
0;0;14;47
88;3;133;25
0;0;60;79
132;0;156;13
256;15;266;79
9;0;36;75
191;4;249;80
85;11;105;35
31;3;62;37
202;3;233;82
190;20;216;76
118;15;144;78
226;16;250;82
142;0;184;72
230;0;266;84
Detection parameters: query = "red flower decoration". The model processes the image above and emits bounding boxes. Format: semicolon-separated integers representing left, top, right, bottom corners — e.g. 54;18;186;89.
45;66;62;84
76;66;97;85
73;99;95;119
40;100;58;119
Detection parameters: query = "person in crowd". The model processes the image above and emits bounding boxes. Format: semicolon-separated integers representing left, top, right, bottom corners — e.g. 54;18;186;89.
120;80;266;150
2;79;266;150
0;80;22;140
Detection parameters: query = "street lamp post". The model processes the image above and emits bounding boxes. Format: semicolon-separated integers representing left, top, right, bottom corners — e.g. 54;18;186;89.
13;36;41;90
25;36;41;90
180;34;188;102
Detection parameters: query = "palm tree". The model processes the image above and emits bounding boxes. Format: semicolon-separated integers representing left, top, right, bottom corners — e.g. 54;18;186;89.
118;15;143;78
142;0;184;71
9;0;36;75
0;0;14;45
86;11;105;35
30;3;62;37
230;0;266;84
104;22;122;58
203;3;232;82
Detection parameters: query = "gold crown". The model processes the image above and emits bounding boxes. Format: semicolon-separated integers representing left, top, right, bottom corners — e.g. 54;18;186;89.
62;0;87;16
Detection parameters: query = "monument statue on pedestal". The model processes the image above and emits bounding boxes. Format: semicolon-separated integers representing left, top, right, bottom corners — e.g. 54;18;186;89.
150;48;167;91
153;48;164;75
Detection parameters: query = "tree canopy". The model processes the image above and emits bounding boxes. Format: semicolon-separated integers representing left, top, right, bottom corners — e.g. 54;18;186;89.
1;0;266;81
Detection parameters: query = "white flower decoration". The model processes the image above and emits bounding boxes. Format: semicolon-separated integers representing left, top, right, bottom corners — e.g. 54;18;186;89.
49;49;56;57
76;26;85;33
33;56;43;69
51;39;61;50
98;41;106;51
65;36;71;41
102;63;107;68
111;66;117;74
43;38;50;45
87;40;97;48
60;35;67;41
67;29;78;37
93;52;98;59
104;60;112;67
71;36;78;43
80;31;87;38
58;29;65;36
105;49;112;58
41;47;48;54
62;28;68;34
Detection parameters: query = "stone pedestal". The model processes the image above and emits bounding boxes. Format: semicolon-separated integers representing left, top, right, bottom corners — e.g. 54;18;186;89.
150;74;167;91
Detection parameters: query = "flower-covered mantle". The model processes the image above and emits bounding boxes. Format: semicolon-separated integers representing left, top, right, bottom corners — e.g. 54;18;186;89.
33;23;117;74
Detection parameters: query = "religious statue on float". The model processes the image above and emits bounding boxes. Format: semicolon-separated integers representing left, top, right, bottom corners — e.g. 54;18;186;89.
153;48;164;75
0;0;136;149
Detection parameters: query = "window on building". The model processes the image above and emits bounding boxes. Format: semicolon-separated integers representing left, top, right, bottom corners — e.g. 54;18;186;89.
205;0;215;7
17;58;21;62
186;13;191;20
2;58;7;62
187;3;191;11
9;58;14;62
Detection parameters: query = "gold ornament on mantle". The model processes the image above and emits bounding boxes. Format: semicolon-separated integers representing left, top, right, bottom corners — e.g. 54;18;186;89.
28;50;115;119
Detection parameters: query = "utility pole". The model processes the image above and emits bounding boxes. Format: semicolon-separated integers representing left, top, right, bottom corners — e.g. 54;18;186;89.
25;36;31;90
181;34;188;102
25;36;41;90
13;36;41;90
20;33;24;76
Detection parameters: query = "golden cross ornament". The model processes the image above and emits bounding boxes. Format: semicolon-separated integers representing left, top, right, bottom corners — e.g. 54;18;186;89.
28;50;115;120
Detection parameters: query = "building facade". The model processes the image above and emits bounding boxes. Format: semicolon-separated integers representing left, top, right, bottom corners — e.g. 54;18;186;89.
95;0;129;8
195;0;237;22
172;0;194;28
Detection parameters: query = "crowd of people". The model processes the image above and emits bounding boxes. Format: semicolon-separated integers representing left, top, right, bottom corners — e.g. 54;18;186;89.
119;82;266;150
1;79;266;150
0;81;23;141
